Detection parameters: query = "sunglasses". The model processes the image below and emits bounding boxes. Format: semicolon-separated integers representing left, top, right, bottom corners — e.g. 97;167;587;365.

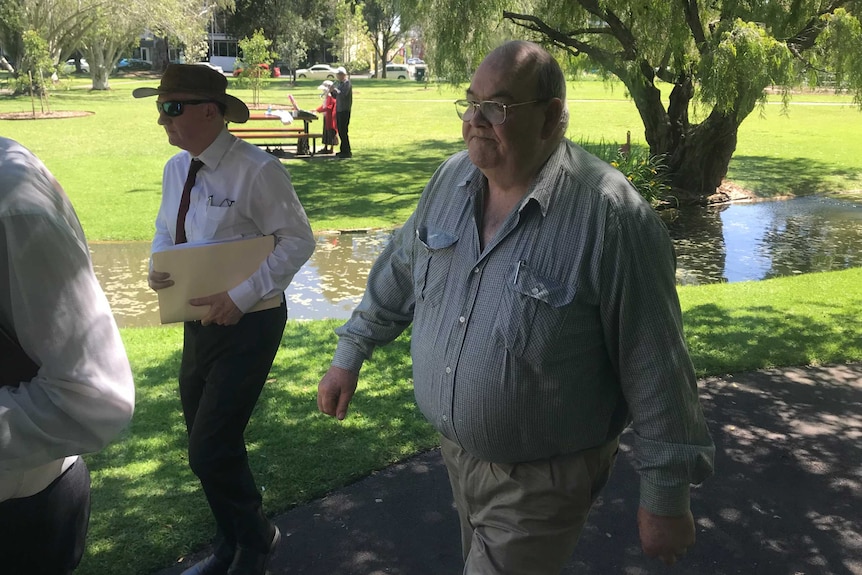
156;100;215;117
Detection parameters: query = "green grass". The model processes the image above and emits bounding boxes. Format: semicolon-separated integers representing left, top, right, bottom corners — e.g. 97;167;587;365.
2;76;861;240
2;74;861;574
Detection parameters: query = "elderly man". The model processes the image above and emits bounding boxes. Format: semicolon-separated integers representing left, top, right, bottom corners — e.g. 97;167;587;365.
0;137;135;574
318;41;714;573
331;66;353;158
134;64;315;575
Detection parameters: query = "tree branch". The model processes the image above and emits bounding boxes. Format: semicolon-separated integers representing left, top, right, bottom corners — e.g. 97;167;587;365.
680;0;707;50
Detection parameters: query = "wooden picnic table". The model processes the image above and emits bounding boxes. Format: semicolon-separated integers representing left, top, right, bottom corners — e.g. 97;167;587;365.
228;110;322;157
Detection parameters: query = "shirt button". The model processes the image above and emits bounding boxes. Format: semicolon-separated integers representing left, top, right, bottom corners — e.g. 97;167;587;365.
445;366;451;374
459;316;465;324
442;415;448;422
532;287;539;295
473;267;480;274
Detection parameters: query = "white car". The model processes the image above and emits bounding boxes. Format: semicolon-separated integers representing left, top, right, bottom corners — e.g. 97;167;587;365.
64;58;89;73
295;64;338;80
373;64;411;80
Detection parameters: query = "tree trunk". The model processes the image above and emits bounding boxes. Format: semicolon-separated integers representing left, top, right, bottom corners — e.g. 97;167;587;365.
665;111;739;204
620;69;742;205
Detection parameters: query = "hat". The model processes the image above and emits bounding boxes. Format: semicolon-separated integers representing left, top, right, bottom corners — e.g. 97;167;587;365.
132;63;250;123
335;67;347;76
317;80;333;91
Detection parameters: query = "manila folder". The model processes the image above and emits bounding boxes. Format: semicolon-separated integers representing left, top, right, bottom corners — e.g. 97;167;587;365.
152;235;281;324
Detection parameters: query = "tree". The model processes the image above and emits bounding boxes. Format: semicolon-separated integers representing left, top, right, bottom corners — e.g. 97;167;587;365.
413;1;862;203
19;29;54;110
236;29;275;107
355;0;405;77
226;0;335;72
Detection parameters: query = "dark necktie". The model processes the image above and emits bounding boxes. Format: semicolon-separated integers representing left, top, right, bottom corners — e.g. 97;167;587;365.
175;159;203;244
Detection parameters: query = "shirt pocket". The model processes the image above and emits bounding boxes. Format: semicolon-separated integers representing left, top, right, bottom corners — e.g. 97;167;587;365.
202;204;234;238
494;262;578;364
413;225;458;308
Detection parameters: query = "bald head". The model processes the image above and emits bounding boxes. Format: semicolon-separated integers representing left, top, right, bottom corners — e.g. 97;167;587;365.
482;41;568;137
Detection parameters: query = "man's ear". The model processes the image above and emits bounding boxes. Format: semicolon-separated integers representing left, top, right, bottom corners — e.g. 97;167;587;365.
541;98;564;139
205;102;223;121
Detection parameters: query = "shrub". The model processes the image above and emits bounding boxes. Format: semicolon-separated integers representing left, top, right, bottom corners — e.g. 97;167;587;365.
579;139;671;205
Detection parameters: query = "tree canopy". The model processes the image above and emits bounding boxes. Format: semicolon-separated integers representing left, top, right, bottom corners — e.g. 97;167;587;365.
414;0;862;201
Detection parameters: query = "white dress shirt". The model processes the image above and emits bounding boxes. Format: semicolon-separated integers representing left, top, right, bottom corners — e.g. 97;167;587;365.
151;128;315;312
0;138;135;501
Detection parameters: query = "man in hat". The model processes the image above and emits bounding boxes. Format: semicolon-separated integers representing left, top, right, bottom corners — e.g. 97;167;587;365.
331;67;353;158
134;64;315;575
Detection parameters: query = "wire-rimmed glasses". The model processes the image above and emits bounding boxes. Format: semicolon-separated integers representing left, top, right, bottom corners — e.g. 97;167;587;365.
454;99;543;125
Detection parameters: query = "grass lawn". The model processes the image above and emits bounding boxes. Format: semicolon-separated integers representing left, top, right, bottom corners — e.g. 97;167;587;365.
1;73;861;574
2;74;861;240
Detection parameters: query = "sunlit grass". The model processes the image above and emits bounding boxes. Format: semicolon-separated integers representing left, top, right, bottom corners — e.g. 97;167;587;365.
2;76;860;240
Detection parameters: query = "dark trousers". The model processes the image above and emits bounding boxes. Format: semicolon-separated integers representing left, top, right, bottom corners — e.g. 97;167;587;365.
0;457;91;575
179;302;286;558
336;110;351;155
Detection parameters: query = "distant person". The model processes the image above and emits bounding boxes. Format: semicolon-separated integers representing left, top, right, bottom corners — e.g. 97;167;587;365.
134;64;315;575
0;137;135;574
332;67;352;158
315;80;338;154
318;41;714;573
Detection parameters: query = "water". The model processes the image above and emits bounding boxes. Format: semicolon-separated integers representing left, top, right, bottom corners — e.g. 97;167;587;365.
90;196;862;328
668;196;862;285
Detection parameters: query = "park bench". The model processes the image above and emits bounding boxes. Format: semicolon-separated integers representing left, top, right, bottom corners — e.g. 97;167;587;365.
228;110;322;157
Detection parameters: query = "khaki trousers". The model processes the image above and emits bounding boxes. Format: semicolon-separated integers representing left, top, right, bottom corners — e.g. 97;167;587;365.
440;435;620;575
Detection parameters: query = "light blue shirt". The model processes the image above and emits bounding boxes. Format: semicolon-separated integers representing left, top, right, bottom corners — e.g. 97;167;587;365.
333;139;715;515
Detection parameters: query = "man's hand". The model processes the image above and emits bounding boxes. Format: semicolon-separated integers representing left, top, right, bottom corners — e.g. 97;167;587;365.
317;366;359;420
148;269;174;291
189;291;243;326
637;507;696;566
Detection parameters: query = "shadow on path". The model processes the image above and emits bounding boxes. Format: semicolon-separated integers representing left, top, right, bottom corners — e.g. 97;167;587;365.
154;364;862;575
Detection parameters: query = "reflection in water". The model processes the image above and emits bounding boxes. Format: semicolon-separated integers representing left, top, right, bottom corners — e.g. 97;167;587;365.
667;196;862;285
91;196;862;328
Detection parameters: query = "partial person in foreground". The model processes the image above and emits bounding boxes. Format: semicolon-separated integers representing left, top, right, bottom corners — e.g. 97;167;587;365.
135;64;315;575
0;137;135;574
318;41;714;573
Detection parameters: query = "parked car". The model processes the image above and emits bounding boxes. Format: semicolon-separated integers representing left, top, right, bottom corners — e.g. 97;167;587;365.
117;58;152;71
295;64;338;79
379;64;410;80
407;58;425;65
63;58;89;73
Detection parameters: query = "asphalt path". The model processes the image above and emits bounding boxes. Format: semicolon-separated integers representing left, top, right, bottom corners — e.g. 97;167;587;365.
154;363;862;575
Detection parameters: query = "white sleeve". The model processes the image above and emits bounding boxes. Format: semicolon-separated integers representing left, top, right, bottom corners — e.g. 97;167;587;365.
0;210;135;472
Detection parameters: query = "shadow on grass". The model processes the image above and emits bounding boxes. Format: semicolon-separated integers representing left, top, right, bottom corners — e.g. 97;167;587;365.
288;138;464;227
728;154;862;196
684;298;862;375
77;321;431;575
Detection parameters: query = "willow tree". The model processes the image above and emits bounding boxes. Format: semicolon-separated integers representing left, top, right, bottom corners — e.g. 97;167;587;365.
416;1;862;203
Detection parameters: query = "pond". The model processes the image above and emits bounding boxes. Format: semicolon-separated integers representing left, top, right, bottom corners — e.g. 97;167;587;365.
90;196;862;328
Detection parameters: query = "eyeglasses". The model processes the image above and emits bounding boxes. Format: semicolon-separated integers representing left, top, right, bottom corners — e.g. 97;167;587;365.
454;99;544;125
156;100;214;117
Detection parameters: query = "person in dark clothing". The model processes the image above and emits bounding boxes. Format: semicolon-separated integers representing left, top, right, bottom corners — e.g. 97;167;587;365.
332;67;353;158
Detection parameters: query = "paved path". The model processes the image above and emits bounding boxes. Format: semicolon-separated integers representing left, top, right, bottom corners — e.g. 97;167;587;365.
154;364;862;575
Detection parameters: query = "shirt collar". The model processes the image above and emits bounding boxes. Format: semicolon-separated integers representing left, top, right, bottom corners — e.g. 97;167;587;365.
458;143;567;218
194;127;234;170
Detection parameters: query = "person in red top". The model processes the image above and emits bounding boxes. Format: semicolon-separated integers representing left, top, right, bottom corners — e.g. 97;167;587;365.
315;81;338;154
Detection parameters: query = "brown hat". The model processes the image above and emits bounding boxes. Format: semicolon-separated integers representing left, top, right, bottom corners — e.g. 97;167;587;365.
133;63;249;123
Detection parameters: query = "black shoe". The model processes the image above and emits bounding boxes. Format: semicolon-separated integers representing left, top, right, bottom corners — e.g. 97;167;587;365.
181;554;231;575
227;526;280;575
336;152;353;158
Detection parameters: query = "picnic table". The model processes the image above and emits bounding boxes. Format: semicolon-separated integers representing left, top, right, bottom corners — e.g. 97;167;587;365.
228;109;322;157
